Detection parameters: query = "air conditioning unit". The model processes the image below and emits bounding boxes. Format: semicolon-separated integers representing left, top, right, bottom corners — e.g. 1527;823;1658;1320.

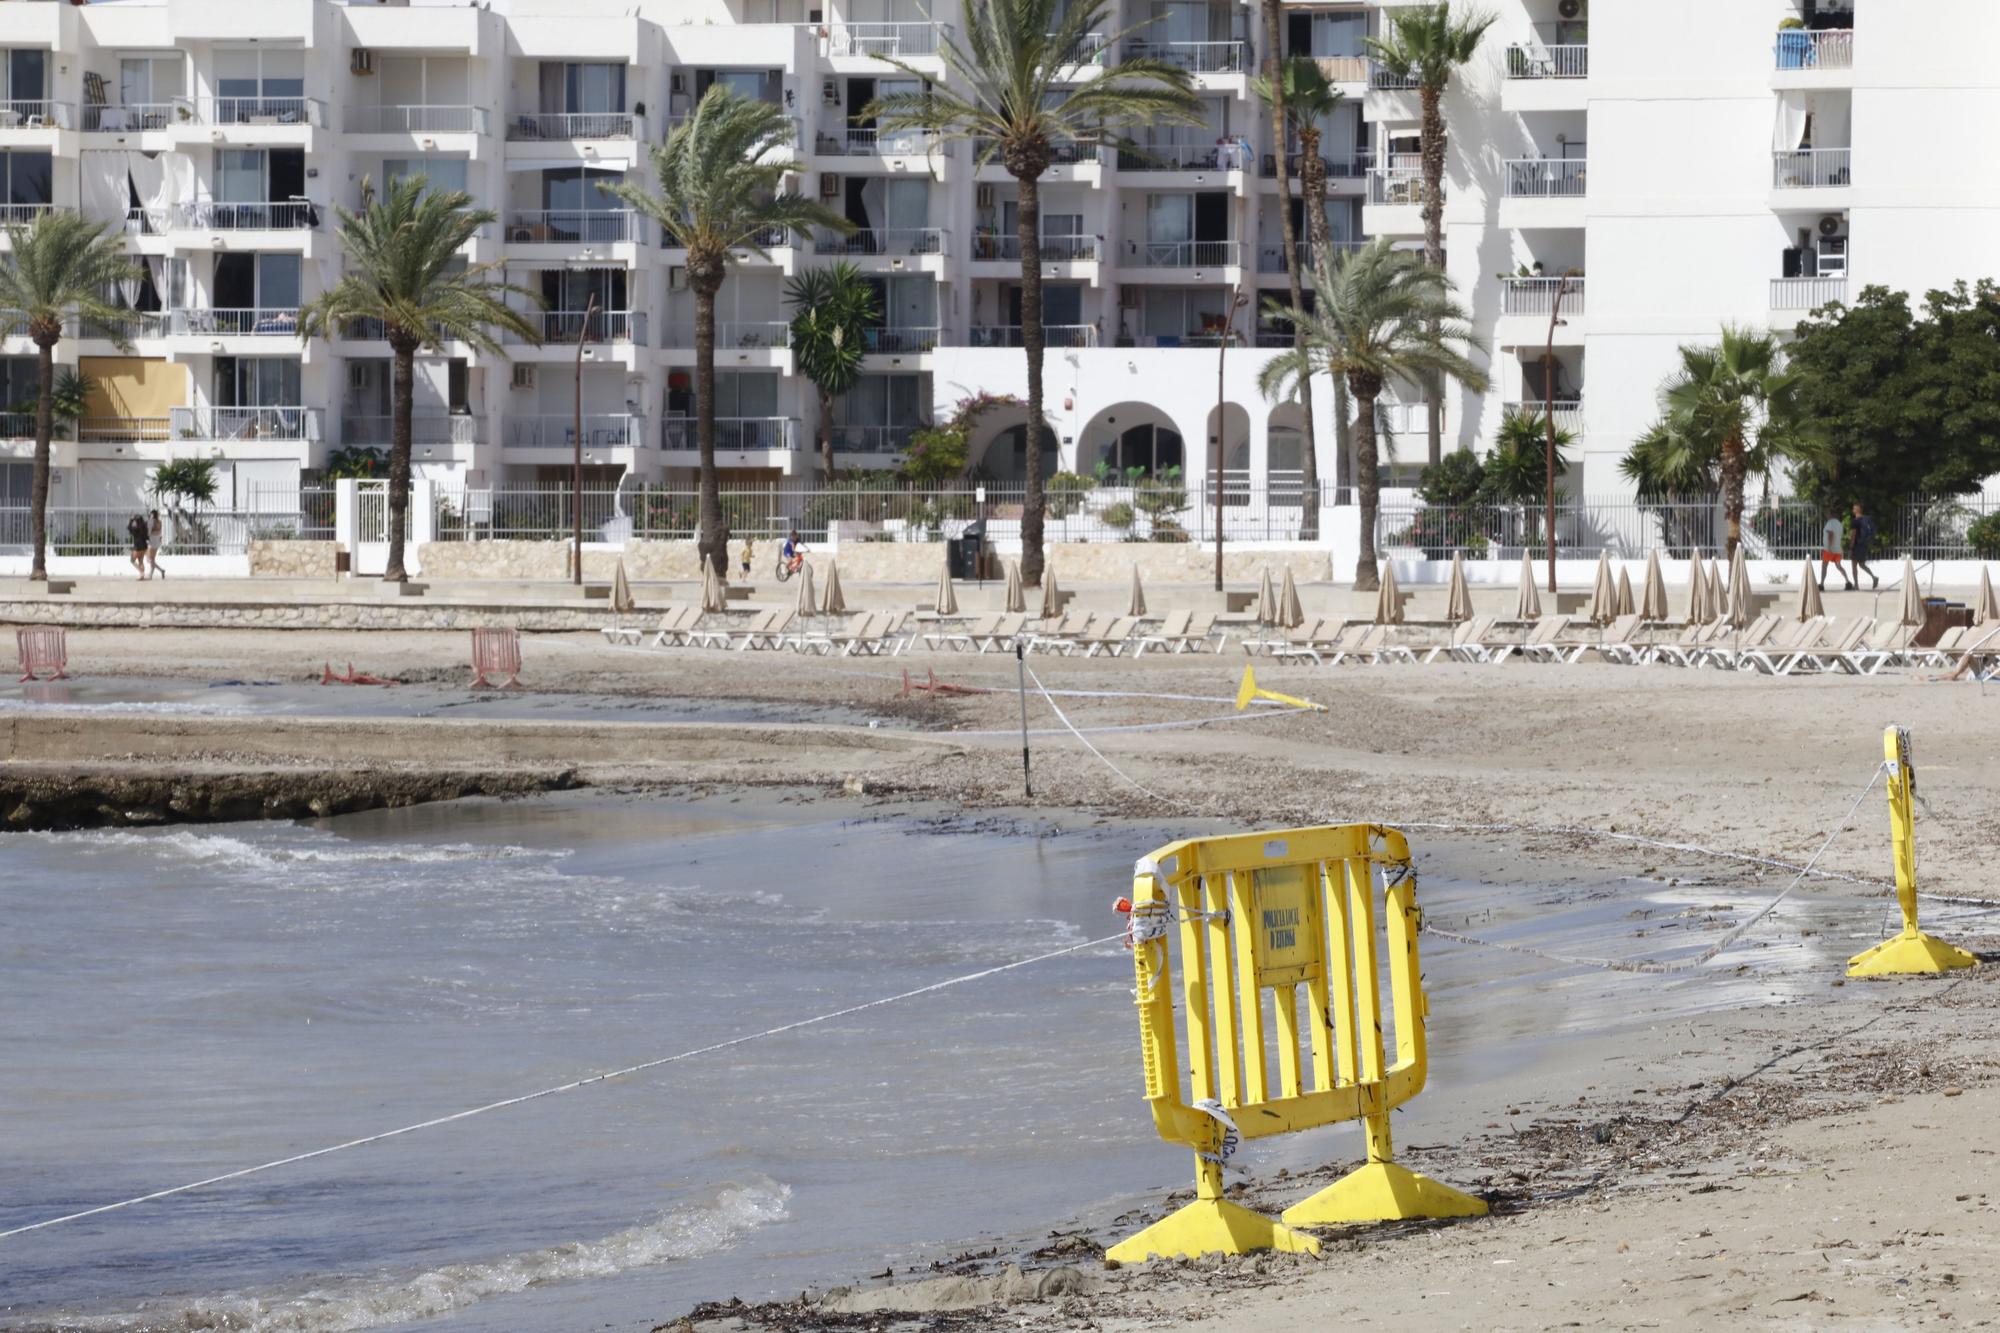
1817;213;1844;237
819;172;840;198
351;48;376;76
1557;0;1583;17
511;365;536;390
975;183;994;209
822;79;840;105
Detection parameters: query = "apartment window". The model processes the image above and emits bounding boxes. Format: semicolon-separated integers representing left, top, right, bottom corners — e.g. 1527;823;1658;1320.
117;54;184;108
540;167;622;213
214;47;305;120
837;373;927;432
0;460;29;500
1285;11;1365;58
377;56;469;107
1002;283;1082;327
0;151;51;207
1090;420;1183;477
866;275;938;328
214;356;301;407
385;157;469;195
0;49;46;109
692;69;781;105
538;267;626;312
1137;287;1228;345
539;62;626;116
691;371;780;418
213;253;300;311
216;149;303;204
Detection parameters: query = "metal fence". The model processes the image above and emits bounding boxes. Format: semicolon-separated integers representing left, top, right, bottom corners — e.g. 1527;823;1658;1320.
0;490;333;555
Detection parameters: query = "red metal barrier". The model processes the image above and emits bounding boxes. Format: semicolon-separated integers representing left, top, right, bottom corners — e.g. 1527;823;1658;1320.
471;627;523;689
16;626;68;682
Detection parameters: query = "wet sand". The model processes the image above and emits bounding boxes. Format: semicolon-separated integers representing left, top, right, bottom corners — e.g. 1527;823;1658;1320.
6;625;2000;1330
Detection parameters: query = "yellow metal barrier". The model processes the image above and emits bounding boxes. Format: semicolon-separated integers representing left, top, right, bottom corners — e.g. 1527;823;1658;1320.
1109;823;1485;1263
1848;726;1977;978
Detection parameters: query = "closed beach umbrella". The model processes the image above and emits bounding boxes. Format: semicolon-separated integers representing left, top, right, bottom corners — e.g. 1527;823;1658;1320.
1515;550;1541;620
700;560;726;612
822;560;847;615
1586;552;1615;624
933;551;958;616
1685;554;1707;624
1278;565;1304;628
1375;560;1403;625
1127;564;1148;618
1445;553;1474;624
1040;563;1061;620
1615;566;1635;618
1256;566;1276;625
1003;559;1025;614
611;558;635;614
1898;555;1924;626
1708;558;1727;622
796;558;819;618
1977;566;1999;625
1797;560;1823;621
1726;547;1752;628
1642;549;1668;621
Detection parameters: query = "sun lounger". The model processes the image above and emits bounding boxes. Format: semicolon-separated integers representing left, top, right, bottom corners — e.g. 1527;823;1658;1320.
735;608;796;650
1026;611;1095;655
690;608;766;650
1853;620;1923;673
1646;617;1730;668
787;611;871;655
1522;614;1614;664
1731;617;1826;675
641;606;703;648
878;611;916;655
1567;614;1647;665
974;613;1027;653
1782;616;1873;675
1325;623;1388;665
1268;618;1347;665
1374;626;1422;665
1132;610;1192;655
603;606;675;647
1077;615;1143;657
1423;616;1495;663
924;613;994;653
1180;612;1226;653
1695;614;1780;670
1910;626;1969;669
1486;615;1572;664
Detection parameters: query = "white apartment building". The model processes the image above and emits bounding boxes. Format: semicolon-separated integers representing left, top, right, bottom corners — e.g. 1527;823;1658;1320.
0;0;1991;514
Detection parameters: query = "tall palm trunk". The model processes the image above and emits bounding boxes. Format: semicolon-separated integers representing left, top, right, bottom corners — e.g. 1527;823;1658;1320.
1720;432;1746;559
385;335;417;582
1296;126;1347;492
691;258;726;577
817;386;835;485
28;334;53;581
1010;162;1048;585
1348;368;1384;591
1264;3;1319;539
1419;82;1446;467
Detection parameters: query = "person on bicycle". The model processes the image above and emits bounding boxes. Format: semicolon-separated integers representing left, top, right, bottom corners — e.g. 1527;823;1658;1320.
781;529;805;576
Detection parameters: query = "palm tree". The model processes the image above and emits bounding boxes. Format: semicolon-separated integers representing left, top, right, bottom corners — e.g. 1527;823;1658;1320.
608;87;848;577
1253;58;1345;511
867;0;1199;585
785;263;879;483
1254;24;1319;537
1483;408;1571;504
0;211;141;581
1258;239;1487;590
1641;326;1809;558
300;175;540;582
1366;1;1496;467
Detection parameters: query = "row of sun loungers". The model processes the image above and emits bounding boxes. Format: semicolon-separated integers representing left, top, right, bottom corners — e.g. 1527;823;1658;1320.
602;606;912;656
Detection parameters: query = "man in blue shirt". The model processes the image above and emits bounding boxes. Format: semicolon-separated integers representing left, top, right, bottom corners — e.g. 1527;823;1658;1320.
1849;502;1878;589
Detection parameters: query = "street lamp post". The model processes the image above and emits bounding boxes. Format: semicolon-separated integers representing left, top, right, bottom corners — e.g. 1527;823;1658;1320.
1214;284;1248;592
572;292;599;587
1541;275;1571;596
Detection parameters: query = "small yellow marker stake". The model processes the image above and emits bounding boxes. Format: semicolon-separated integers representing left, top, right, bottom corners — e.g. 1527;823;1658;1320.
1236;665;1326;713
1848;725;1978;978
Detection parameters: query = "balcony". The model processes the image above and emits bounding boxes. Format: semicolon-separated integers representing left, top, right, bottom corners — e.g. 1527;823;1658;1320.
1374;401;1436;434
83;103;180;133
505;310;648;345
968;324;1098;348
503;210;643;245
973;138;1096;168
77;415;171;444
1137;240;1241;269
0;202;62;228
77;313;169;342
1123;40;1248;75
173;308;300;337
661;417;799;452
1052;32;1109;65
0;100;72;130
968;233;1098;262
345;105;490;135
506;111;635;141
712;320;791;350
1369;62;1420;90
170;406;323;442
827;22;949;58
1258;149;1375;180
343;413;484;446
1118;141;1251;173
1503;158;1587;198
505;414;647;450
173;201;320;231
1773;147;1851;189
1504;45;1588;79
863;326;941;354
1775;29;1854;70
1501;277;1585;315
1502;400;1583;436
832;424;916;455
193;97;327;128
1770;275;1846;310
814;127;951;158
1366;168;1434;206
812;227;949;258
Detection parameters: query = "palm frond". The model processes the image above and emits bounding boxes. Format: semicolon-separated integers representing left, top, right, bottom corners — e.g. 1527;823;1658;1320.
0;210;145;351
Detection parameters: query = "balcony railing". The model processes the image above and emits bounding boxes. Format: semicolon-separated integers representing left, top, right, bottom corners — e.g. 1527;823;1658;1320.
170;406;322;441
831;423;917;455
1503;158;1587;198
1770;275;1846;310
1374;401;1439;434
84;103;179;132
78;415;171;444
1773;147;1851;188
827;21;949;57
1369;62;1421;90
504;414;647;450
1137;239;1241;269
1259;149;1375;179
1501;276;1585;315
715;320;791;349
0;202;60;227
1124;40;1247;73
76;312;168;342
863;326;941;354
661;417;799;452
504;210;642;245
346;104;491;135
1775;29;1854;70
974;137;1097;166
174;308;300;337
1504;44;1588;79
815;127;951;157
505;310;648;345
1367;168;1434;205
969;324;1098;348
174;200;321;230
195;97;326;128
1502;400;1583;435
812;227;948;257
969;233;1098;262
1119;141;1251;172
343;413;483;446
1051;32;1109;64
506;111;635;141
0;100;71;130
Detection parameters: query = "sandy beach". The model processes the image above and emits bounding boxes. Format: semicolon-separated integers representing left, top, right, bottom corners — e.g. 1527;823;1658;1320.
6;624;1999;1331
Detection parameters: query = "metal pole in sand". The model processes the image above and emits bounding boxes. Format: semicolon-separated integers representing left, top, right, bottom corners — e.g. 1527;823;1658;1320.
1016;639;1032;798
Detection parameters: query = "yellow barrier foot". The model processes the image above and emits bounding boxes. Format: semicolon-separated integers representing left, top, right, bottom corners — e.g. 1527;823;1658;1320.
1847;929;1978;978
1280;1161;1489;1228
1106;1198;1321;1263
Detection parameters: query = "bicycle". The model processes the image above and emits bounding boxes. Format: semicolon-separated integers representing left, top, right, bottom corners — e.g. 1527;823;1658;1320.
774;552;808;583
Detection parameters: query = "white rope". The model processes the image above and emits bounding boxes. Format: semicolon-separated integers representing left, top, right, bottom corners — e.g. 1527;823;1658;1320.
1022;662;1185;807
954;704;1315;739
0;929;1129;1243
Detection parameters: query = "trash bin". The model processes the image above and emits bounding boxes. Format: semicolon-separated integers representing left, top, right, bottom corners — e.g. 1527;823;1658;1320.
953;521;985;580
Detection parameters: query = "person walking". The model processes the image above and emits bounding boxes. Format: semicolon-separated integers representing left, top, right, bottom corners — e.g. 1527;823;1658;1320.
125;512;149;579
145;508;167;579
738;536;754;580
1849;501;1879;589
1818;509;1852;591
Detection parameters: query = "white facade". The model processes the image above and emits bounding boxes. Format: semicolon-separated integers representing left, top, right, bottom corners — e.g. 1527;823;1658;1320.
0;0;1991;511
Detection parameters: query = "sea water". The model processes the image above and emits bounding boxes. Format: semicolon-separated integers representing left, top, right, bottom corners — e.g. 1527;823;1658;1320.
0;793;1871;1331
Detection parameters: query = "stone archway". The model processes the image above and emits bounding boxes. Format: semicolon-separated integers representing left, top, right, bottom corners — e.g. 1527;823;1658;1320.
1077;401;1187;482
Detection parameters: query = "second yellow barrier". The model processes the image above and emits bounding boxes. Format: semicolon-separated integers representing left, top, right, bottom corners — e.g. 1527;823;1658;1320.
1110;822;1484;1263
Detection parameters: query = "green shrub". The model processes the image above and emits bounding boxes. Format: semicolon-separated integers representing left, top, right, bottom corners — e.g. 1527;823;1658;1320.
1417;451;1484;507
1968;511;2000;560
1102;501;1135;530
1046;471;1094;519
